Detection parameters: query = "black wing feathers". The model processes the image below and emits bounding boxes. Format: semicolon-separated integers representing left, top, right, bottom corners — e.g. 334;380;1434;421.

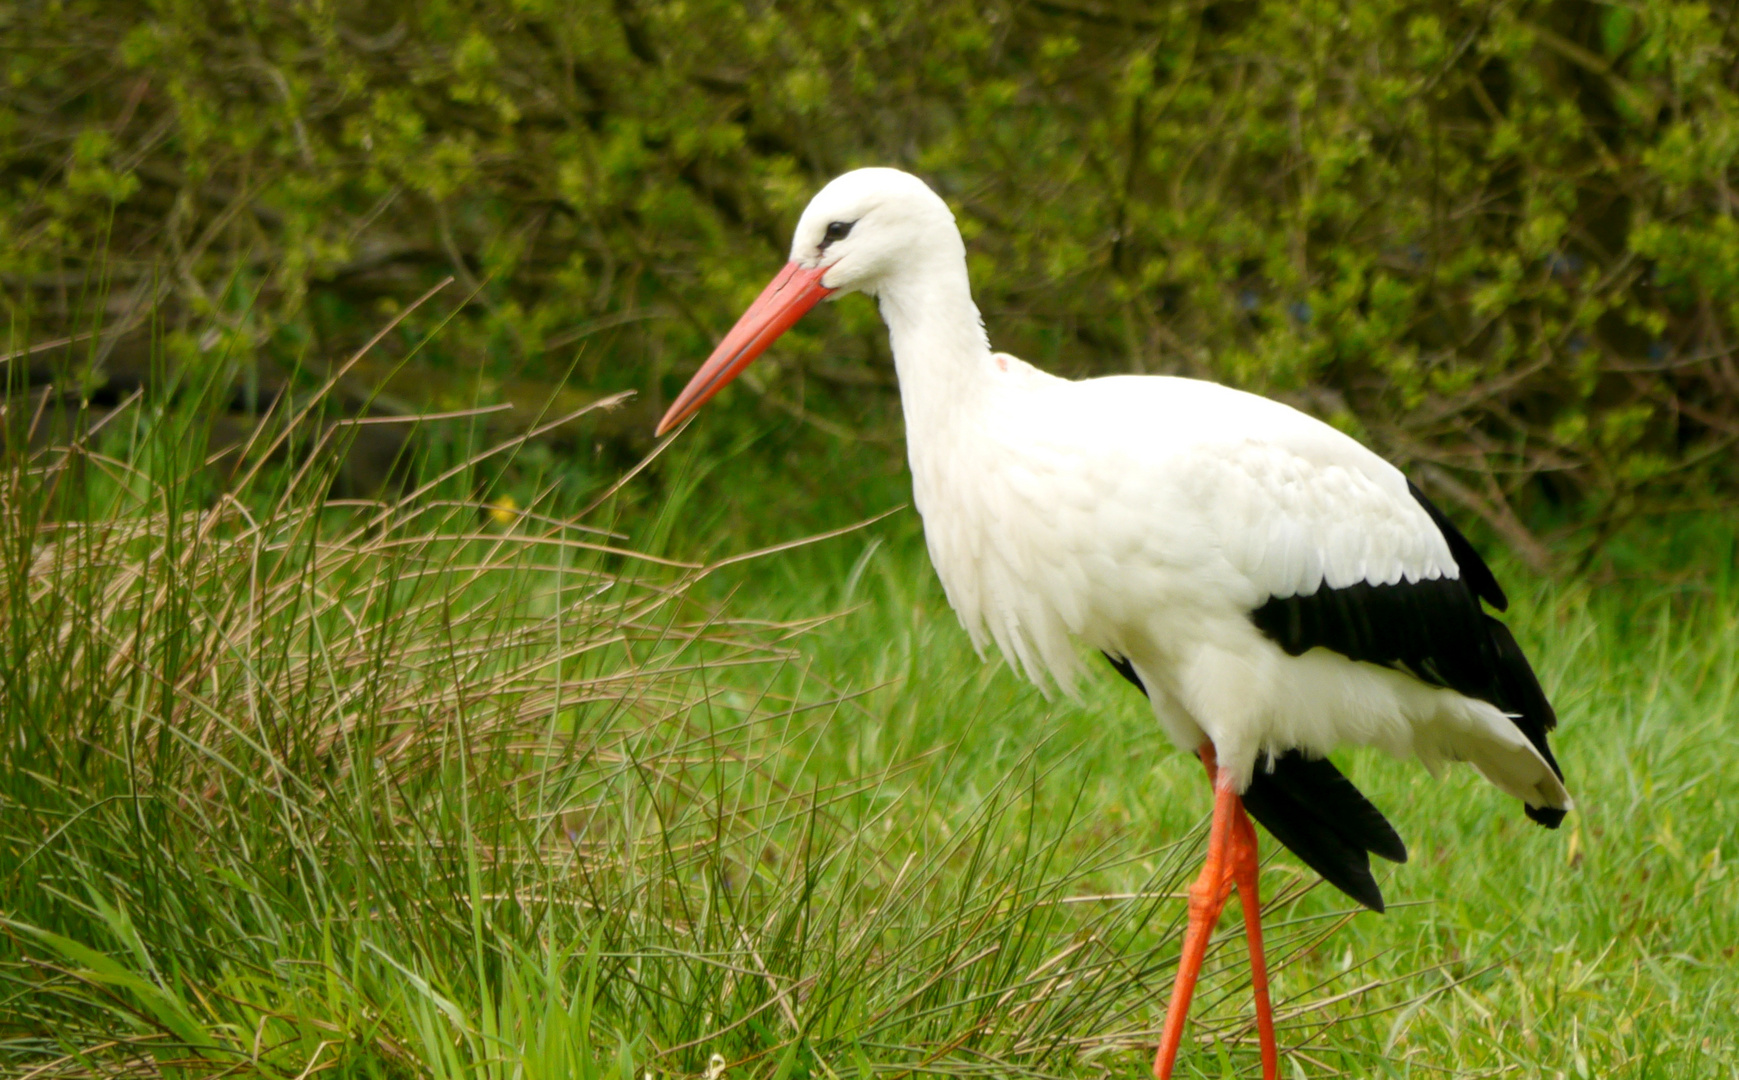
1102;653;1407;913
1407;481;1506;610
1484;617;1567;826
1100;484;1565;912
1252;576;1485;680
1248;484;1562;795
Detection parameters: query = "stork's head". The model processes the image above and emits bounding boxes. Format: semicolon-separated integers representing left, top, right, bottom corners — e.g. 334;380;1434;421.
787;168;961;294
656;168;958;435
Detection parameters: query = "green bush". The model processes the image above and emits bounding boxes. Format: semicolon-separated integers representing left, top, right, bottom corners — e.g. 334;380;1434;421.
5;0;1737;551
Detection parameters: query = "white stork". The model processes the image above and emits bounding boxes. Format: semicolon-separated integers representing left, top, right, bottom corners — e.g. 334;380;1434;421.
656;168;1572;1079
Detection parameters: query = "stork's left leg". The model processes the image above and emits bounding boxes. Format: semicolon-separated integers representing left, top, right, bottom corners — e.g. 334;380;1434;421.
1151;745;1279;1080
1228;783;1278;1079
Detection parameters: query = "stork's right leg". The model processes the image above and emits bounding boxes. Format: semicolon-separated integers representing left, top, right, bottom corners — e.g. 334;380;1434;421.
1152;746;1278;1080
1230;797;1279;1078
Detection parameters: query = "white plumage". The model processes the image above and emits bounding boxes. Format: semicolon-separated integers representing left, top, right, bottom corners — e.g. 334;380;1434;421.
731;169;1566;814
659;166;1573;1080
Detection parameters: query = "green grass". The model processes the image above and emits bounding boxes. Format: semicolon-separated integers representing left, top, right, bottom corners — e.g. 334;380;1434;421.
714;516;1739;1079
2;363;1736;1080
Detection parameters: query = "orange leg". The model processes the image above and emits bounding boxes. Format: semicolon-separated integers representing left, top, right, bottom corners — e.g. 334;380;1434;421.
1152;745;1279;1080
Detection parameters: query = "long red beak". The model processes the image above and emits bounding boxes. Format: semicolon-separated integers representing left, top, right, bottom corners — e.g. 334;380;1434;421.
656;262;833;436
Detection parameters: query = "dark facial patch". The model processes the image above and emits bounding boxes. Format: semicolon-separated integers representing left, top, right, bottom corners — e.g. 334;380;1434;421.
820;220;855;249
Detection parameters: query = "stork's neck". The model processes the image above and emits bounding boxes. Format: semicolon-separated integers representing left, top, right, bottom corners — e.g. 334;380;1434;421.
875;254;995;442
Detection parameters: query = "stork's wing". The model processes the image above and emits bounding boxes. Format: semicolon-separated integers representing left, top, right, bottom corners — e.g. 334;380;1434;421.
1246;480;1565;826
1070;378;1566;908
1108;465;1563;912
1122;396;1568;814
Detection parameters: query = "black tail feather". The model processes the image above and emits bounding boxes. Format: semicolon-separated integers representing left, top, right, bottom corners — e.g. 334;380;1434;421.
1242;750;1406;913
1255;751;1408;863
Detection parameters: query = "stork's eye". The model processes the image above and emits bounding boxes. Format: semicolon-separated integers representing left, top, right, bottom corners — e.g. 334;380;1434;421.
821;220;855;247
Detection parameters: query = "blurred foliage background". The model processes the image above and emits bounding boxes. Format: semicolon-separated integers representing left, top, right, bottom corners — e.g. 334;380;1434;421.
5;0;1739;559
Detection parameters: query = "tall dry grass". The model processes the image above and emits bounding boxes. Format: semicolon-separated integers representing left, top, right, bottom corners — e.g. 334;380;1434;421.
0;311;1420;1080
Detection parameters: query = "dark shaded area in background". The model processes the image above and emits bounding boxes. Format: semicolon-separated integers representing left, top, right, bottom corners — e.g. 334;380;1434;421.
5;0;1738;560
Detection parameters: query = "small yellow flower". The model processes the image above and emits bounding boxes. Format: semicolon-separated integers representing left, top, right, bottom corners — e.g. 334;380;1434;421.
489;495;518;526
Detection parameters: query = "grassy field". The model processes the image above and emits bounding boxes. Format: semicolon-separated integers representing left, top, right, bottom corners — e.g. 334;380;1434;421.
2;371;1736;1080
731;511;1739;1079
